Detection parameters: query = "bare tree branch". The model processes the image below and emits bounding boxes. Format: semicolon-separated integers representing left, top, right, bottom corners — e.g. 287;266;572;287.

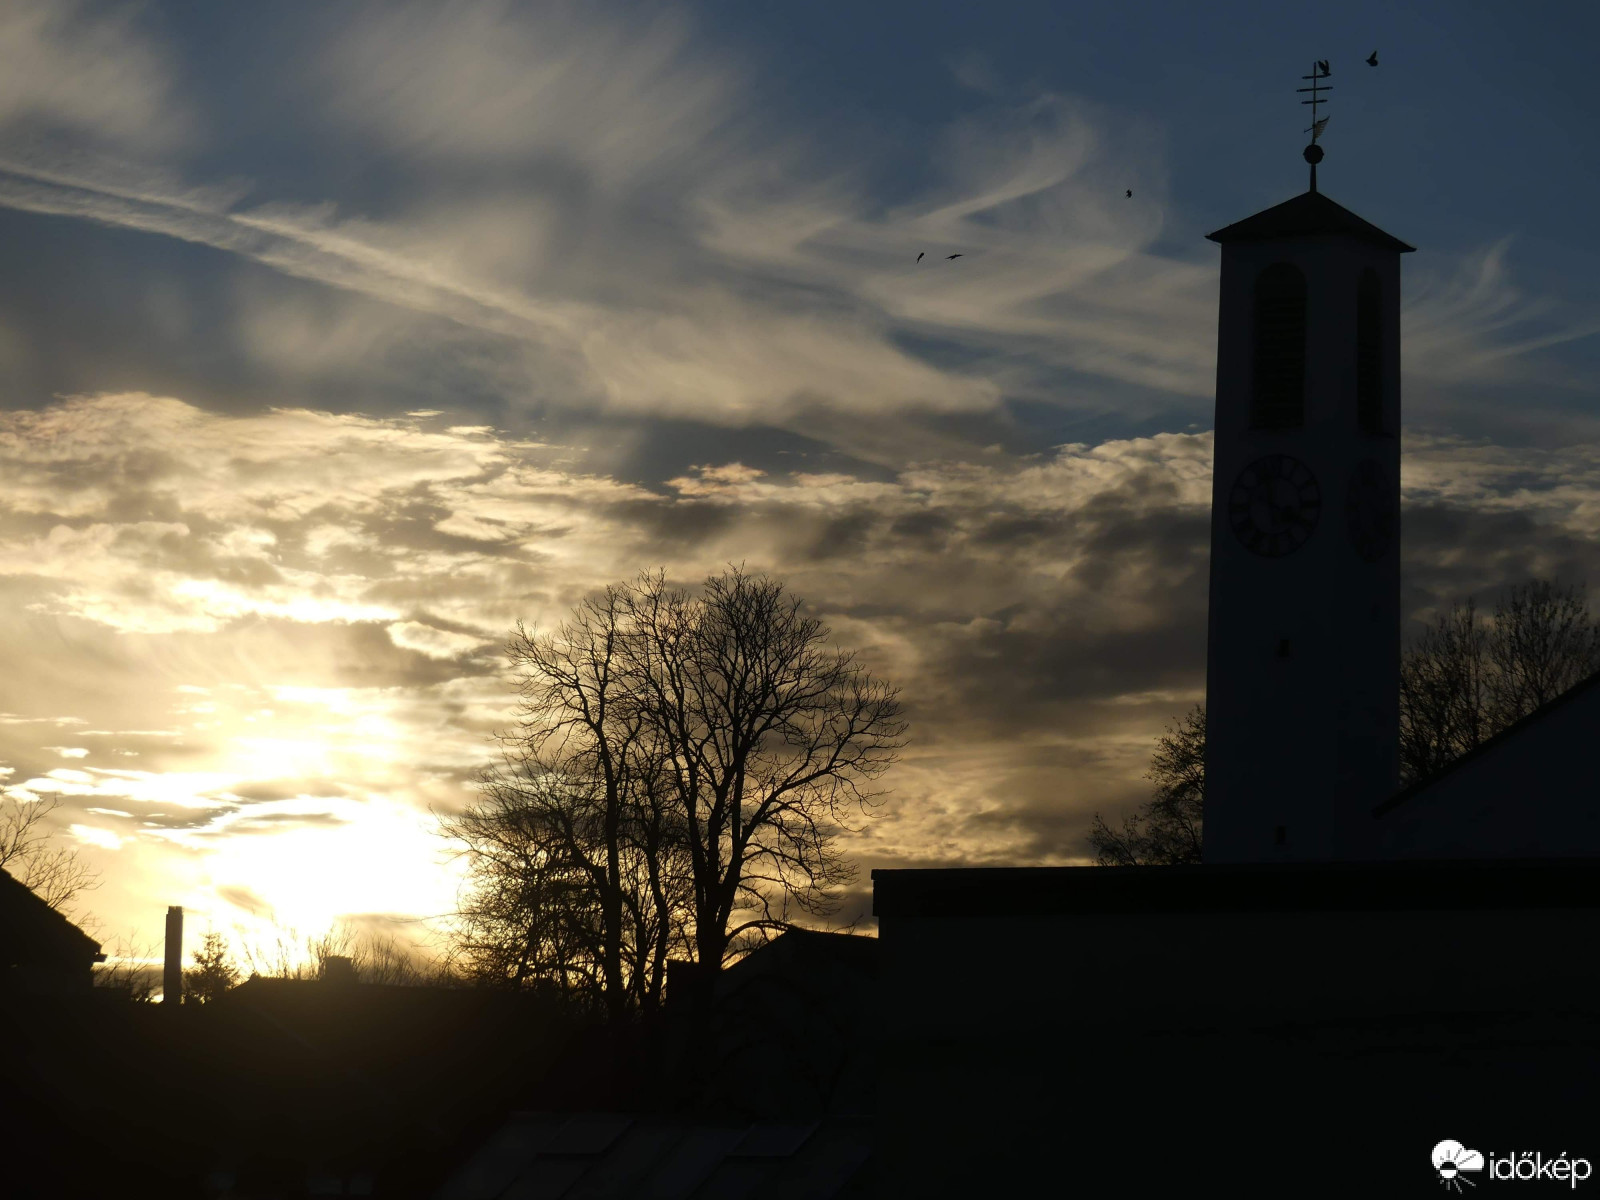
0;795;101;914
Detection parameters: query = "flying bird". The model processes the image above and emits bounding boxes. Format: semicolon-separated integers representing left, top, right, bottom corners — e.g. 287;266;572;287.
1366;50;1378;66
946;253;963;260
1316;59;1330;76
1125;189;1132;198
917;252;924;262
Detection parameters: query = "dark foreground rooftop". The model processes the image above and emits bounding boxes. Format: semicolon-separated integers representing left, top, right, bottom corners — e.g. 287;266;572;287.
436;1112;872;1199
873;856;1600;918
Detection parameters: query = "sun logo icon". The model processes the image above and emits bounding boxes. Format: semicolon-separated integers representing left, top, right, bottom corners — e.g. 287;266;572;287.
1432;1140;1485;1191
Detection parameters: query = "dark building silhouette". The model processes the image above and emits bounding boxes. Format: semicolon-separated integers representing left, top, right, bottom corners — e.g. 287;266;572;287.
435;929;876;1198
0;865;103;995
0;965;579;1198
873;861;1600;1192
0;924;877;1198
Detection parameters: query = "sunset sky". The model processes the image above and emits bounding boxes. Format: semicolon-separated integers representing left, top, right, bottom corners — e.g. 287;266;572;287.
3;1;1599;965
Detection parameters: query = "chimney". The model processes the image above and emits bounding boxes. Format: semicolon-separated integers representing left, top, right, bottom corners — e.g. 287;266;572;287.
163;906;183;1006
323;955;355;986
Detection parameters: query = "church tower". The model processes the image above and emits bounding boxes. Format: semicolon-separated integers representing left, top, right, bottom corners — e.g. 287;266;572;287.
1201;107;1414;863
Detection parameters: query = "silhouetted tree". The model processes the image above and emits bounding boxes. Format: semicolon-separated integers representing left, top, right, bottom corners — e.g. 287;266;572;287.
183;931;240;1004
442;567;906;1019
444;582;694;1017
444;769;653;1010
0;795;100;914
617;569;906;983
1401;579;1600;785
1398;596;1492;785
1088;705;1205;865
1090;578;1600;861
93;932;159;1002
229;917;451;985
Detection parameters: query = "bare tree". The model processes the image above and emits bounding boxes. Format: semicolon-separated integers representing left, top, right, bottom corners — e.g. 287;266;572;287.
1485;578;1600;727
0;795;100;914
443;770;622;1009
93;932;160;1002
183;931;240;1004
1398;597;1492;785
483;586;692;1018
442;567;906;1020
443;583;694;1017
341;926;450;986
1401;579;1600;785
1089;705;1205;866
619;568;907;979
230;917;452;986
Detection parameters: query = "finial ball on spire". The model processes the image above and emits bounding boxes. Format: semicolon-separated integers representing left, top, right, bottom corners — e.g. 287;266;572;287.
1303;143;1324;165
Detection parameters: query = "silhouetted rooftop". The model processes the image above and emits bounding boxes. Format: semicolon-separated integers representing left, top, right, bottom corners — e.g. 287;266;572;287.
1206;189;1415;253
719;927;877;986
0;866;103;972
1374;663;1600;817
873;857;1600;918
436;1111;872;1199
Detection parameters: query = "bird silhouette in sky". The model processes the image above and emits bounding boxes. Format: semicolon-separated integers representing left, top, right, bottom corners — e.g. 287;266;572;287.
1366;50;1378;66
946;253;963;260
1316;59;1330;76
916;252;924;262
1125;189;1132;198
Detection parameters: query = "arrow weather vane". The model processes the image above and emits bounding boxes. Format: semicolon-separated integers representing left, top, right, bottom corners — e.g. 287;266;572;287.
1296;59;1332;192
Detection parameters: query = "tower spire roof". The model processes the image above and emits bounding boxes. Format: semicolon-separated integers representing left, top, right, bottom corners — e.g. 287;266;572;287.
1205;191;1415;253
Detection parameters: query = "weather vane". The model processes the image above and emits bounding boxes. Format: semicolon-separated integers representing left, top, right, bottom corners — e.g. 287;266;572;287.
1296;60;1331;192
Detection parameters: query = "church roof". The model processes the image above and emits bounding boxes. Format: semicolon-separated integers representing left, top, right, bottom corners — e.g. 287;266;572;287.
1206;190;1415;253
1373;664;1600;818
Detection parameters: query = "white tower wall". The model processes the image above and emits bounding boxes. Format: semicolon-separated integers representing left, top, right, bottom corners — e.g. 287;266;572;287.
1203;231;1403;862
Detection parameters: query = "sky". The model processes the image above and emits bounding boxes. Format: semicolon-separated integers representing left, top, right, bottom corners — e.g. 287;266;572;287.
3;0;1600;965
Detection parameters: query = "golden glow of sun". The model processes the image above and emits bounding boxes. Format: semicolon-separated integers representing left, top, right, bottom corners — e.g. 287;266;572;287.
200;794;460;942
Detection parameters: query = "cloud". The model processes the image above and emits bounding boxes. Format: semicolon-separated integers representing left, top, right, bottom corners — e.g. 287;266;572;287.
0;1;1585;470
1404;239;1600;387
0;1;196;153
68;823;123;851
218;884;274;918
3;383;1600;936
387;621;493;660
320;0;738;185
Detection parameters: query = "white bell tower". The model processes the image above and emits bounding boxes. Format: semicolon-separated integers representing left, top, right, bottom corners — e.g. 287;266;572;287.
1201;85;1413;864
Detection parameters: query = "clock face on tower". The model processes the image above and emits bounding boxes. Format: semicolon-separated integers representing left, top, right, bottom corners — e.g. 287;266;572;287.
1228;454;1320;557
1345;458;1394;562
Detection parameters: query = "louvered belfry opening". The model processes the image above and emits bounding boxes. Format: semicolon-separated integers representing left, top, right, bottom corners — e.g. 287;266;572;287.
1356;267;1383;434
1251;262;1307;430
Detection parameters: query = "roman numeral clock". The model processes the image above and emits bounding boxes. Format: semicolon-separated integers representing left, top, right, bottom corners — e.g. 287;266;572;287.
1201;61;1411;865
